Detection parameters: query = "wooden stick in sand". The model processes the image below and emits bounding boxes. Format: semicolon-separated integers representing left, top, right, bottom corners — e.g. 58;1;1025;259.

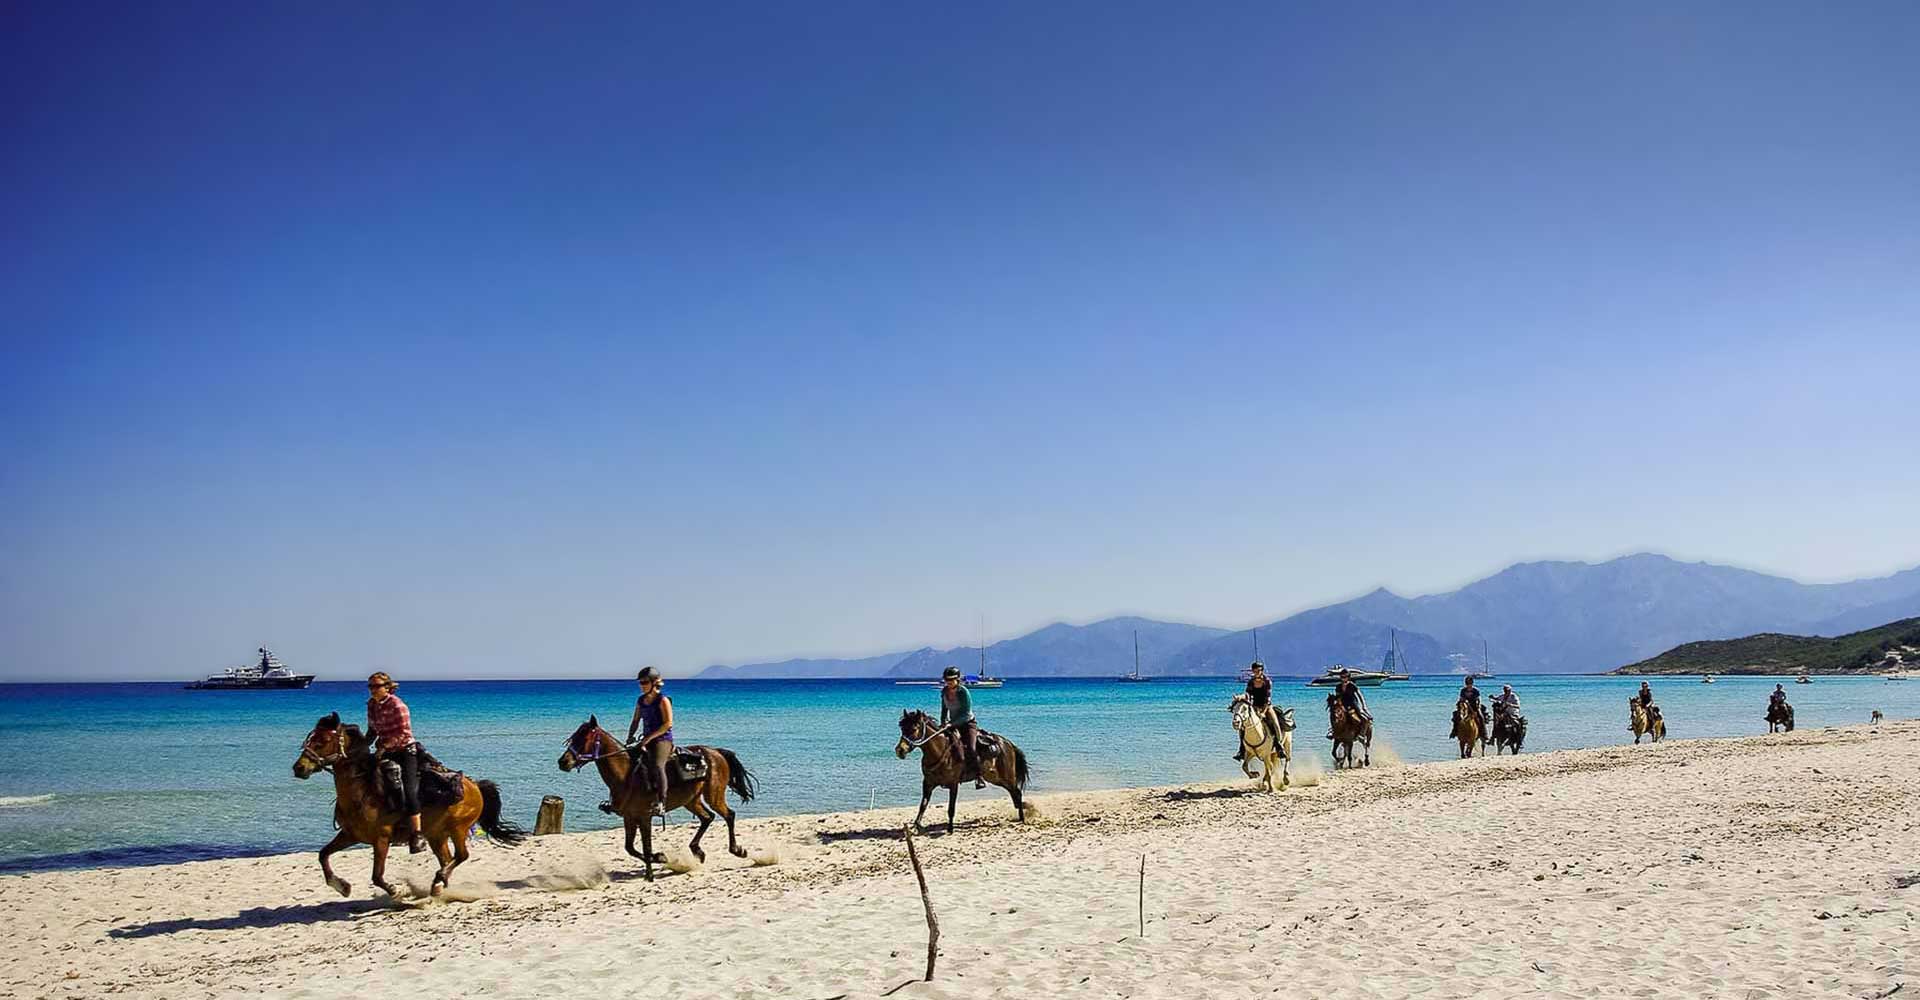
904;825;939;981
1138;853;1146;938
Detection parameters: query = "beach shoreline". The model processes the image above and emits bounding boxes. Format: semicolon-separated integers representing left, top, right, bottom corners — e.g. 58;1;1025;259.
4;722;1914;999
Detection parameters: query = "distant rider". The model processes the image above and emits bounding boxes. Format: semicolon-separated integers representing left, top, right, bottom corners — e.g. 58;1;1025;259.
1637;681;1655;712
940;666;986;789
1237;662;1286;761
1768;683;1789;722
1327;668;1372;739
627;666;675;811
365;671;426;854
1451;676;1488;736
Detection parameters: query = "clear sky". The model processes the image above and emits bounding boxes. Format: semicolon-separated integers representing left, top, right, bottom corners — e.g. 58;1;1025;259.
4;3;1918;681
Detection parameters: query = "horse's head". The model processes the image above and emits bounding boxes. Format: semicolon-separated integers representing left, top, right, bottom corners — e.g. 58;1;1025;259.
895;710;932;759
293;712;362;778
558;715;604;772
1229;695;1253;729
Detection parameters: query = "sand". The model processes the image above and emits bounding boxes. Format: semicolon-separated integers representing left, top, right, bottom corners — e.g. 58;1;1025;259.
3;722;1914;999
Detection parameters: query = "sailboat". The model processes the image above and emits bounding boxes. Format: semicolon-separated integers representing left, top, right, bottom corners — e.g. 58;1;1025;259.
1383;629;1412;682
1462;639;1495;681
1118;629;1152;682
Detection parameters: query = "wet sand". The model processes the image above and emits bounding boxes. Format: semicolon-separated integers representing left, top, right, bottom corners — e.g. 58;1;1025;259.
3;721;1915;999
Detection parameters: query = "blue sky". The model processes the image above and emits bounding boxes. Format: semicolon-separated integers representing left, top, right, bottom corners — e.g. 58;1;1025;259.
4;3;1918;681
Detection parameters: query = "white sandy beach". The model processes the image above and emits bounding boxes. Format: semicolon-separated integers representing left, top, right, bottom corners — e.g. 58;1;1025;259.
3;722;1914;1000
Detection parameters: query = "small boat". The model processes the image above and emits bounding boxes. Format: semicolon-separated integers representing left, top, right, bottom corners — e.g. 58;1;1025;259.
186;648;315;690
1306;667;1389;687
1700;674;1715;684
1795;673;1812;685
1117;630;1151;682
1883;671;1911;682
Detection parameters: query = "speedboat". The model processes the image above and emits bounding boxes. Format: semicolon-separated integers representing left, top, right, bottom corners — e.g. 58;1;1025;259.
1306;667;1388;687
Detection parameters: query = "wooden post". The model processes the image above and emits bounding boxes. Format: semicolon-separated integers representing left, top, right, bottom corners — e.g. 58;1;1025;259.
534;795;566;836
903;824;939;982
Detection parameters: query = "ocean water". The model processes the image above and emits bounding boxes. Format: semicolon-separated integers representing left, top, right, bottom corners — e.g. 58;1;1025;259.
1;674;1913;871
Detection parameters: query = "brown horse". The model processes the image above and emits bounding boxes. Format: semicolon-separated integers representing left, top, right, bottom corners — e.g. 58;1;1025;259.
1628;698;1667;743
556;715;756;882
1326;697;1372;769
894;710;1029;834
293;712;526;899
1765;701;1795;733
1489;703;1527;755
1451;699;1480;759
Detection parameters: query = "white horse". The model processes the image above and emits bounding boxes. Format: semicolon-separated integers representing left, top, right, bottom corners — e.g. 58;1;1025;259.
1230;694;1293;791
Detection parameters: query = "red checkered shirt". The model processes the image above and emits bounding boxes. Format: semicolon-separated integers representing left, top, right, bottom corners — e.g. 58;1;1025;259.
367;694;414;750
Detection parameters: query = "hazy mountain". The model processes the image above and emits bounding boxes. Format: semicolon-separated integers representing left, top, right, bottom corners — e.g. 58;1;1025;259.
695;554;1920;679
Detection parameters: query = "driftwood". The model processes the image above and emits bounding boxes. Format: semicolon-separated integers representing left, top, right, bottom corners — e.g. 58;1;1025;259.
903;824;939;982
534;795;565;836
1138;853;1146;938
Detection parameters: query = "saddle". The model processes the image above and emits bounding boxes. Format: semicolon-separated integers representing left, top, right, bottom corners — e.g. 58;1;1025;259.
377;745;465;812
946;728;1003;778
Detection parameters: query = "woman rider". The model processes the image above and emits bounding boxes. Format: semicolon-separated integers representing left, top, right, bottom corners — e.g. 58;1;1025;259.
940;666;985;789
626;667;675;810
1638;681;1655;711
365;671;426;854
1236;662;1284;761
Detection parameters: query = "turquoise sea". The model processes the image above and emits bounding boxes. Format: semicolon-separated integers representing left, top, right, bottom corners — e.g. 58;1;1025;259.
2;674;1913;870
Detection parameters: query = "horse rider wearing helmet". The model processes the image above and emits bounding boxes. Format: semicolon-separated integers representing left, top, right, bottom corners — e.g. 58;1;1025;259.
939;666;986;789
1236;661;1286;761
627;666;675;812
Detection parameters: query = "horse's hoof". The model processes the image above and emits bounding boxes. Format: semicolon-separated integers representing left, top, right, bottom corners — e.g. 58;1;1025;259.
327;877;351;898
648;852;667;864
691;848;706;863
730;846;748;859
431;882;446;897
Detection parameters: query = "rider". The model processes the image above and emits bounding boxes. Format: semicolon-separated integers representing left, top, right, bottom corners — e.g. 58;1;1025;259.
626;666;675;811
940;666;985;789
1327;668;1372;739
1769;683;1789;717
1451;676;1488;736
1637;681;1655;712
365;671;426;854
1236;662;1285;761
1493;684;1521;716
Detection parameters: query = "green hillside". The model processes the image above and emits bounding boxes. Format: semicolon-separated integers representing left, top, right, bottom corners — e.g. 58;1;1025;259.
1611;617;1920;675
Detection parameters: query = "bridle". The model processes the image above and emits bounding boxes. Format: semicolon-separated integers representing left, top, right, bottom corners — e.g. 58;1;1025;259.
298;727;350;772
897;713;950;752
564;727;632;765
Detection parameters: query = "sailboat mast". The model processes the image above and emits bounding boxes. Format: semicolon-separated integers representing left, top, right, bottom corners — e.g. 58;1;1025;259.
1133;629;1140;677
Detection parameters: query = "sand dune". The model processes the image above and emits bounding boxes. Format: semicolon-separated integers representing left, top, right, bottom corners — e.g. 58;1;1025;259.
3;722;1915;999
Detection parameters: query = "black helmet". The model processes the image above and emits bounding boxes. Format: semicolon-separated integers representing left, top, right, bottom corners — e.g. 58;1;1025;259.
942;666;962;680
637;666;661;683
1250;661;1265;671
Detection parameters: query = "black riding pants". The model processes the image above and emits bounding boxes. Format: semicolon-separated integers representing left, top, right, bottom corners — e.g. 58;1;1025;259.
382;744;421;815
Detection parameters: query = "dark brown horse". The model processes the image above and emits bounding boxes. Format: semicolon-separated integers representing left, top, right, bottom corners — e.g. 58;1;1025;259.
1326;696;1373;769
1490;703;1527;755
894;710;1029;834
293;712;525;898
556;715;756;882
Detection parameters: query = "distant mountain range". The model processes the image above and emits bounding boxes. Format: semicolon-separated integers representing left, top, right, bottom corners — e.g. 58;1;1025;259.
1611;617;1920;676
693;554;1920;679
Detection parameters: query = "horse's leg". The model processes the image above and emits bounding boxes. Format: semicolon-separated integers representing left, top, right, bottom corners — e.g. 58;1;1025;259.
318;830;356;897
447;825;471;884
1007;779;1025;822
946;783;958;835
685;794;714;864
429;835;454;896
371;835;398;898
914;779;933;832
639;815;657;882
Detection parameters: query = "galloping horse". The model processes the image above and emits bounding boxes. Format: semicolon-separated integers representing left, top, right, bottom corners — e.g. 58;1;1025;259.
1326;697;1372;769
1629;699;1665;743
1229;694;1292;791
1765;701;1795;733
293;712;526;899
1450;699;1481;759
556;715;756;882
894;710;1029;833
1490;704;1527;755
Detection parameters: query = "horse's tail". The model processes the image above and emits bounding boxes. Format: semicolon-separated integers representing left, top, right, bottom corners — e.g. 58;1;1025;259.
717;748;758;803
475;780;528;847
1012;744;1030;790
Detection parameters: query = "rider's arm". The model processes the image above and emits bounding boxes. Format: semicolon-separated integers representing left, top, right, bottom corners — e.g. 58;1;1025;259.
627;699;643;743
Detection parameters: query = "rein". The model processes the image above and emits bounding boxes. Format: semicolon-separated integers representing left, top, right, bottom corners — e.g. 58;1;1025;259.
566;729;634;765
299;728;351;772
905;724;952;751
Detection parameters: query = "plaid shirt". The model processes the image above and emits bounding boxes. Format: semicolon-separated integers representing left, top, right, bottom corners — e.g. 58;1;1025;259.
367;694;414;750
